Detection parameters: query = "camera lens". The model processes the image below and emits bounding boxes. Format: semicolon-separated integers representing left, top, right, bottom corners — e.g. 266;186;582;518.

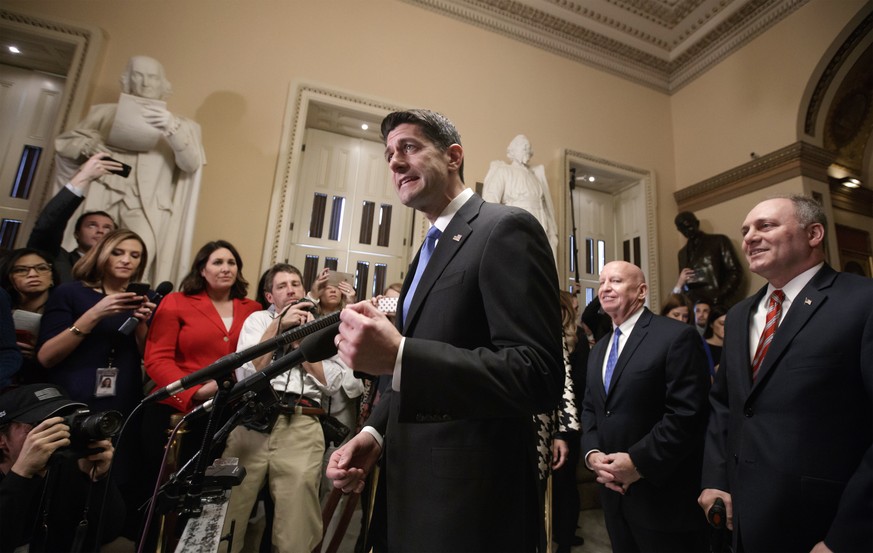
77;410;123;440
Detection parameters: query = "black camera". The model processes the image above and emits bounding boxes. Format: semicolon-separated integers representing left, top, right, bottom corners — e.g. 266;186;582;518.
59;408;123;457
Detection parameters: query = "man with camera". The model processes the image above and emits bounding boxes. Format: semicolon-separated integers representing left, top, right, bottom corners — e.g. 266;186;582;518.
219;263;344;553
0;383;124;553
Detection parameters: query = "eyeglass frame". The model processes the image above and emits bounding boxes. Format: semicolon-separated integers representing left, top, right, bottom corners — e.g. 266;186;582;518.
9;263;54;277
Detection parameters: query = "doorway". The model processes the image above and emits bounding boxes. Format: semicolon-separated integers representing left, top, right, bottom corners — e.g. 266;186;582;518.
0;9;103;249
262;85;413;299
563;150;660;310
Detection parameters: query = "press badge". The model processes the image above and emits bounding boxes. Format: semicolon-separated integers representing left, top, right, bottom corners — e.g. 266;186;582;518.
95;367;118;397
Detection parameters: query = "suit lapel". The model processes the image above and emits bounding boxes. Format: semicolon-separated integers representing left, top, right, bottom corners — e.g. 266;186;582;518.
606;308;651;399
751;265;834;392
190;292;228;335
401;195;481;333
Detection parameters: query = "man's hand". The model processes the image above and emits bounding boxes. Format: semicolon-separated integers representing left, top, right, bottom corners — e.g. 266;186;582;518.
71;153;123;190
326;431;382;494
698;488;734;531
77;439;114;481
10;417;70;478
278;305;314;332
589;451;641;494
335;301;401;376
551;438;569;470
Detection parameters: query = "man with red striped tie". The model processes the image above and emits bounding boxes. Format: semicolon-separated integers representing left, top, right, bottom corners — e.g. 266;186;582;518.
699;195;873;553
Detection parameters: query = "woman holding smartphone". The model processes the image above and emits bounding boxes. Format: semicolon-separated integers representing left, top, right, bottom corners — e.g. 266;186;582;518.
0;248;61;384
37;228;153;415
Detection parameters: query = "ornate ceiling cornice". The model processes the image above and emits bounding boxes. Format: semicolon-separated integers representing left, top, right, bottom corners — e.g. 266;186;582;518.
404;0;809;92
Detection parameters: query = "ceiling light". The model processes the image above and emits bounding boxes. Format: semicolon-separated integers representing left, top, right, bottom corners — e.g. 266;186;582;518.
361;123;368;130
841;177;861;189
588;176;595;182
8;46;21;54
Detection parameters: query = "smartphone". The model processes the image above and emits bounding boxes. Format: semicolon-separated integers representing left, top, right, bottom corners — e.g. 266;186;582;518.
326;270;354;288
126;282;151;298
102;156;132;178
377;296;398;315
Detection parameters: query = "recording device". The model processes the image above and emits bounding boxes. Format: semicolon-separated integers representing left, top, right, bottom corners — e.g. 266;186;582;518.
293;297;317;313
685;267;708;288
59;408;123;457
708;497;727;528
377;296;398;315
327;270;354;287
119;281;173;335
708;497;729;553
184;321;340;419
101;156;132;178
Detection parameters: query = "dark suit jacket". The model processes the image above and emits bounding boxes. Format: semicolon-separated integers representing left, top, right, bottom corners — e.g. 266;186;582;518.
367;194;563;552
27;186;84;283
580;308;710;533
702;264;873;552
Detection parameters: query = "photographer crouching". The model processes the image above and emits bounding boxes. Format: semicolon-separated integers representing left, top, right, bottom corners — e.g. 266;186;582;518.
0;384;124;553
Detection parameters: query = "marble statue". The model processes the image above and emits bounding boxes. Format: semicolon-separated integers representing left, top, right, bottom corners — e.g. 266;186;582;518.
54;55;205;284
483;135;558;261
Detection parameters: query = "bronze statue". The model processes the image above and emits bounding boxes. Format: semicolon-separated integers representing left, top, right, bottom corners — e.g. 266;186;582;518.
675;211;743;306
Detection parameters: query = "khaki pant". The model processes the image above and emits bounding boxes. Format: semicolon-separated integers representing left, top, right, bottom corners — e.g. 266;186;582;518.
221;412;324;553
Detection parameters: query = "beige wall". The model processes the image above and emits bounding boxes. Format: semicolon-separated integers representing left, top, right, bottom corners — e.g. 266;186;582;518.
8;0;866;298
671;0;866;188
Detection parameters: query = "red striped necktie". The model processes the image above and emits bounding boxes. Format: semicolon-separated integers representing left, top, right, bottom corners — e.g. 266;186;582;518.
751;289;785;381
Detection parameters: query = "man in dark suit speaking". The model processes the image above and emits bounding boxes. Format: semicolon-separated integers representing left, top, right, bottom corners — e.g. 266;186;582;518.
581;260;710;553
699;195;873;552
326;109;563;552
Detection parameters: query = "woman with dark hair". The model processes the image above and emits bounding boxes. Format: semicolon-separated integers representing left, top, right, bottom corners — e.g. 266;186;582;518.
37;229;153;414
659;292;693;324
142;240;260;498
144;239;260;413
0;248;61;383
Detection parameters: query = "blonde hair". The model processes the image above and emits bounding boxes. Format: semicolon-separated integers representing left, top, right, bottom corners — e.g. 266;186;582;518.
72;229;148;288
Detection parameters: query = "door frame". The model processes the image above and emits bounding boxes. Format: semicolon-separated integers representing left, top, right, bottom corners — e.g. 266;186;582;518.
261;83;407;271
0;8;104;242
563;149;661;309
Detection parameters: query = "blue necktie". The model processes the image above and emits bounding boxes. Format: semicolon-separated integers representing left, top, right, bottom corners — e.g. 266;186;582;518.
402;226;441;322
604;328;621;393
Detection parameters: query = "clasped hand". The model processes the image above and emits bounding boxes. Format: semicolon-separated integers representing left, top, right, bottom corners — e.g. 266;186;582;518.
589;451;641;494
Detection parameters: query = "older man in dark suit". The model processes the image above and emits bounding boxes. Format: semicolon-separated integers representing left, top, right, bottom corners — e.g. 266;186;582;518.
581;260;710;553
699;195;873;553
325;109;563;552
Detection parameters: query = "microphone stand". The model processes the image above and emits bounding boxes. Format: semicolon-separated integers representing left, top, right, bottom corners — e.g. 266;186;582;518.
568;167;581;289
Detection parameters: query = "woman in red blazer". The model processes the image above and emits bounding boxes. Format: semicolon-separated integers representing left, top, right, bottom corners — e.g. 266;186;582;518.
140;240;260;523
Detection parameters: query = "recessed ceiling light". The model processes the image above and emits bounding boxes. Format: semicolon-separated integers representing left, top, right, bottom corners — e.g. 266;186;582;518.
588;176;595;182
361;123;369;131
8;46;21;54
842;177;861;189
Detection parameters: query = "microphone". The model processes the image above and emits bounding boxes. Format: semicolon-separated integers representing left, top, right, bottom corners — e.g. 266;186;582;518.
118;281;173;335
144;311;341;404
184;321;340;419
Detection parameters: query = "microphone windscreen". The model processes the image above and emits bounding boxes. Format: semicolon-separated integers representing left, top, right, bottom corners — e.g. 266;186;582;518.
299;322;340;362
155;281;174;296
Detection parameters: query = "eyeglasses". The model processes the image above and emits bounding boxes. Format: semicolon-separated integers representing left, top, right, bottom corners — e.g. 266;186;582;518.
10;263;52;277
